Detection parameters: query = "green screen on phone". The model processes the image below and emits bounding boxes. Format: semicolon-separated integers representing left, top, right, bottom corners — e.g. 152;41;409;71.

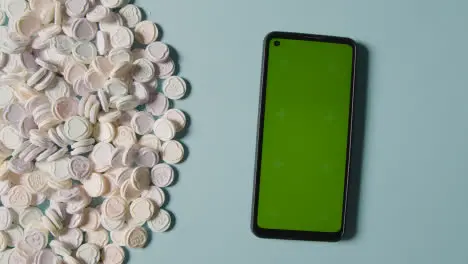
256;35;354;234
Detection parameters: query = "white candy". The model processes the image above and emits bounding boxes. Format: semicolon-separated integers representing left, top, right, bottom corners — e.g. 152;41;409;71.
148;209;172;232
151;164;174;187
72;18;97;41
86;5;110;22
72;41;97;65
163;76;187;100
138;134;161;151
85;228;108;248
145;42;170;63
152;118;176;141
99;12;123;33
0;207;13;231
0;0;189;259
129;197;154;222
119;5;141;28
96;31;110;56
0;11;6;26
19;207;43;228
76;243;100;264
5;225;24;247
0;231;7;251
102;244;125;264
58;228;83;249
132;58;155;83
162;140;185;164
65;0;89;18
134;21;158;45
101;0;125;9
82;173;108;197
110;26;134;49
50;240;72;257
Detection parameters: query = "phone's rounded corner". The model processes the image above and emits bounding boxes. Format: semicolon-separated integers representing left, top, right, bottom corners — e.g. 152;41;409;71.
333;230;345;242
264;31;279;40
264;31;283;45
251;222;266;239
343;37;358;50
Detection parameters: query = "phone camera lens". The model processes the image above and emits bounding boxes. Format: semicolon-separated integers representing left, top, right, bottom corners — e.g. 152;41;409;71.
274;41;281;46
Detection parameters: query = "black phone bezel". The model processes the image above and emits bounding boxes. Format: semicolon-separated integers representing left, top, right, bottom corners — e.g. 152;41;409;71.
251;31;357;242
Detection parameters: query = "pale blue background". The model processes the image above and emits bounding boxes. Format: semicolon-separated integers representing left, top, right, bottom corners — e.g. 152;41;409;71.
132;0;468;263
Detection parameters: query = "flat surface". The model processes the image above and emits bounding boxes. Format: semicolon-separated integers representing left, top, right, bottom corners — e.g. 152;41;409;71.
134;0;468;263
257;38;353;233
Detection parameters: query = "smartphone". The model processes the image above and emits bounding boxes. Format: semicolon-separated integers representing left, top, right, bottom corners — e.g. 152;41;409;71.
252;32;356;242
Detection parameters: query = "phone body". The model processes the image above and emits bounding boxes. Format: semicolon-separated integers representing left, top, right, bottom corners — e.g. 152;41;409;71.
252;32;356;242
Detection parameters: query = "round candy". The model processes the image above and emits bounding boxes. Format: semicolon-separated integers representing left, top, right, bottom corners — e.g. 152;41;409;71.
138;134;161;151
130;167;150;191
53;97;79;121
151;164;175;187
130;111;154;135
65;0;89;18
19;207;43;229
64;61;87;85
104;78;128;97
112;126;136;147
85;228;109;248
100;216;125;232
134;21;158;45
130;82;150;105
161;140;185;164
0;207;13;230
101;0;124;9
110;26;134;49
68;156;93;181
72;18;97;42
86;5;110;22
58;228;83;250
135;147;159;168
22;228;47;253
101;196;127;221
93;122;115;143
156;58;176;79
82;173;108;197
163;109;187;132
50;240;72;257
124;226;147;248
163;76;187;100
145;92;169;116
72;41;98;65
76;243;100;264
152;118;176;141
108;48;132;65
129;197;154;222
34;248;61;264
102;244;125;264
64;116;92;141
24;170;49;193
99;12;123;33
142;186;165;207
145;42;169;63
0;125;24;149
90;142;114;172
148;209;172;232
80;208;101;231
132;58;155;83
7;185;32;208
5;225;24;247
119;4;141;28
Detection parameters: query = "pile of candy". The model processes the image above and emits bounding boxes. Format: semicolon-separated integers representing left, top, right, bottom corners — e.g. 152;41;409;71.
0;0;188;263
